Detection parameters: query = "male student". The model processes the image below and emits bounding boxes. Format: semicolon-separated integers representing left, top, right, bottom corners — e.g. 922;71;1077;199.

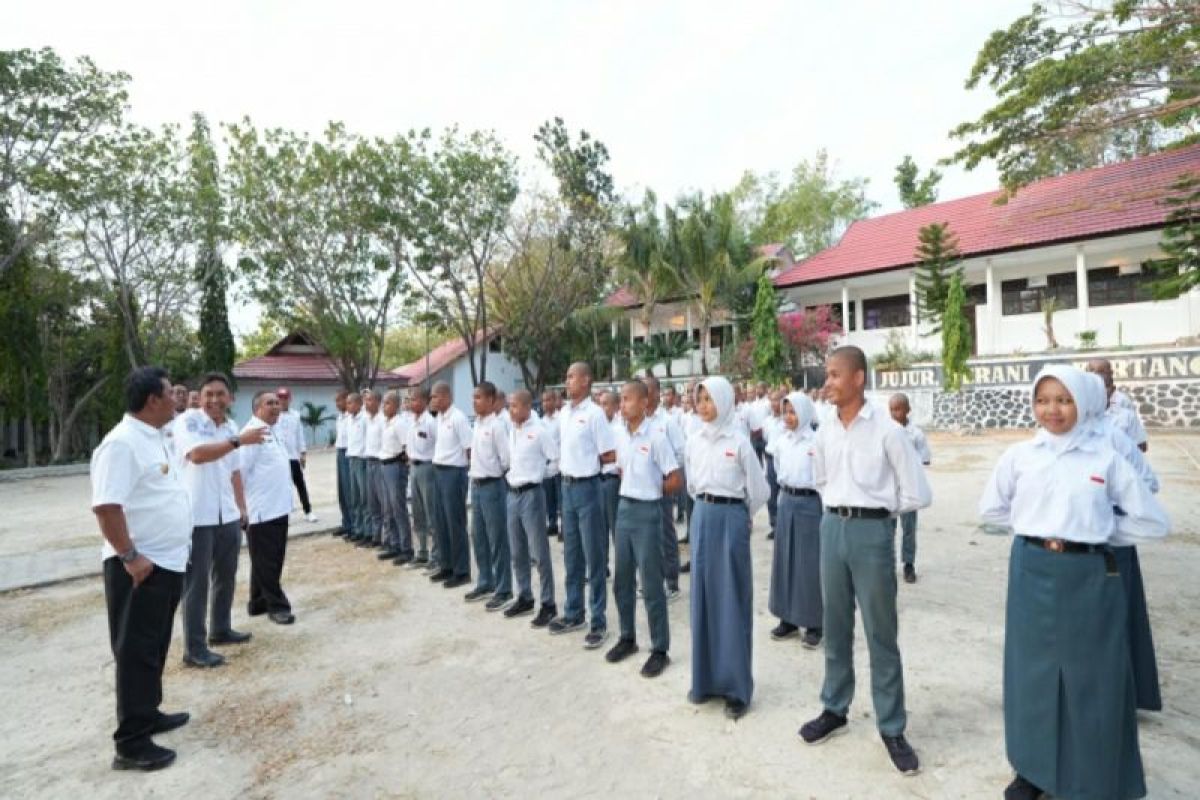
466;381;513;611
429;382;473;589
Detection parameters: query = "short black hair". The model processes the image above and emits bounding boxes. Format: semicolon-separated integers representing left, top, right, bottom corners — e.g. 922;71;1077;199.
830;345;868;376
252;390;277;410
125;366;170;413
199;371;232;392
622;379;649;399
475;380;497;399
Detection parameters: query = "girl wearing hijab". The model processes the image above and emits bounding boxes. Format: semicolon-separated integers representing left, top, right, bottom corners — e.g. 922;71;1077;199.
1080;372;1163;713
979;365;1169;800
766;391;823;648
685;376;769;720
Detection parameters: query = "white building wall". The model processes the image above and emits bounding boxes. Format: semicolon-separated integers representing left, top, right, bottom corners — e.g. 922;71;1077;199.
230;380;344;448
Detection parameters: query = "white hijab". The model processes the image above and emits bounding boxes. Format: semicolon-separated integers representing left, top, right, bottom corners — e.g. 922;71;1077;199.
785;390;815;431
698;377;735;438
1030;364;1092;453
1078;372;1110;434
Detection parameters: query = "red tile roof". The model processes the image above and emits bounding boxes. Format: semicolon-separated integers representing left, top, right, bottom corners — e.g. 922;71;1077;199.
606;287;639;308
391;330;492;384
774;144;1200;288
235;332;409;384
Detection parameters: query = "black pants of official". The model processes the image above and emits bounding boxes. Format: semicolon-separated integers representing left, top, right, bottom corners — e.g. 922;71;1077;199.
289;459;312;514
247;515;291;615
103;557;183;754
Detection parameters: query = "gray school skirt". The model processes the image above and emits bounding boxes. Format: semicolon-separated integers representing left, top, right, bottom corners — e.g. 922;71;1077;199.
768;491;823;629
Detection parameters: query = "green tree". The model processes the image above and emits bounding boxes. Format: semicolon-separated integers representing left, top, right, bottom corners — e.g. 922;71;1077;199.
299;401;335;444
949;1;1198;192
189;114;236;383
631;332;691;378
894;155;941;208
914;222;964;334
617;190;681;362
731;150;878;256
942;273;972;391
750;272;787;384
1148;172;1200;297
238;316;287;360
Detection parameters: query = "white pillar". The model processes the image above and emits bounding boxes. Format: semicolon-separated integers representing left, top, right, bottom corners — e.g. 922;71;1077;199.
610;319;618;380
841;285;851;334
908;274;918;347
1076;246;1089;331
685;305;695;376
984;259;997;354
855;298;864;336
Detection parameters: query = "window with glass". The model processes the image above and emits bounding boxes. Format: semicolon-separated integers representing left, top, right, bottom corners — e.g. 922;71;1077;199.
1001;272;1078;315
1086;266;1156;307
862;294;911;330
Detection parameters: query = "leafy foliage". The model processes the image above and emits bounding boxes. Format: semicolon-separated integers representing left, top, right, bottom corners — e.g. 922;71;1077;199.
189;114;236;383
299;401;335;440
632;332;692;378
778;305;843;370
894;155;941;208
941;273;972;391
914;222;964;334
750;272;787;384
1148;172;1200;297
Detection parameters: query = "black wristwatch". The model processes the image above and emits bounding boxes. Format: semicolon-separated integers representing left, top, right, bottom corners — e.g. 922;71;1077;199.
228;435;241;449
119;547;140;564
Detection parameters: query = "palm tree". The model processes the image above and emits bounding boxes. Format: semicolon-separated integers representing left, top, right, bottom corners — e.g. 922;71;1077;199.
632;332;692;377
299;401;337;446
617;190;681;358
668;192;757;374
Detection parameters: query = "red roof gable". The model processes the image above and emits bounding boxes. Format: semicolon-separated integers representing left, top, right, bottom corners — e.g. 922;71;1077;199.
774;145;1200;288
605;287;639;308
234;353;345;382
391;330;492;384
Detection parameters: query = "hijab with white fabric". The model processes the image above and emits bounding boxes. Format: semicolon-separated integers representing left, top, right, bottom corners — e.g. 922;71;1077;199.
699;377;736;438
785;391;815;431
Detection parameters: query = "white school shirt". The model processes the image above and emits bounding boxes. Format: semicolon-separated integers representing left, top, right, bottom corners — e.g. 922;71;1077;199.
558;397;616;479
685;423;770;515
650;406;686;465
767;426;817;490
469;412;510;479
1111;389;1135;411
814;403;932;514
744;398;770;434
363;411;385;458
602;415;622;475
175;409;241;527
979;431;1169;546
507;416;558;486
763;414;785;445
682;411;703;439
406;410;438;461
1094;419;1159;493
1106;403;1148;447
345;410;368;457
334;411;350;449
616;418;678;501
91;414;194;572
902;422;932;465
277;408;307;459
379;412;411;460
433;406;473;467
238;416;293;524
163;412;183;463
542;411;561;477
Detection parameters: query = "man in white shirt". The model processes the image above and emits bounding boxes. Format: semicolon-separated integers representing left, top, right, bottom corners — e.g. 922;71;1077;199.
799;346;931;776
645;375;686;600
334;390;352;536
505;390;560;625
240;391;296;625
598;390;623;545
405;387;439;569
361;389;387;548
466;381;513;610
343;393;368;542
274;387;316;522
549;363;617;649
91;366;194;771
430;381;474;588
541;389;563;539
176;372;266;669
1087;359;1149;452
377;390;415;563
663;385;686;523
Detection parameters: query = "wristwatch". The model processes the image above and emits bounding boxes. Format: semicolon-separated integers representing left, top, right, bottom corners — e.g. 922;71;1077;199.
228;435;241;449
119;547;140;564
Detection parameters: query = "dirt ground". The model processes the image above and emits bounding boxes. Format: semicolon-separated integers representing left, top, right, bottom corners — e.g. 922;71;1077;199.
1;433;1198;799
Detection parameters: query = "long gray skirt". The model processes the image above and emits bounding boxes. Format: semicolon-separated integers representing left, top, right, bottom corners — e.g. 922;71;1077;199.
768;492;823;629
689;499;754;706
1004;538;1145;799
1114;545;1162;711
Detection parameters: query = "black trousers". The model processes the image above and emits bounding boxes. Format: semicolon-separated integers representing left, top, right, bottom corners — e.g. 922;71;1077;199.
289;459;312;514
247;515;291;614
103;557;183;753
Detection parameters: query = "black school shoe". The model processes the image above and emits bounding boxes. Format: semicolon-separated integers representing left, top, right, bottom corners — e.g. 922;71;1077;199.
583;627;609;649
724;698;749;720
799;710;848;744
112;740;176;772
903;563;917;584
151;711;190;735
485;593;512;612
1004;775;1044;800
605;638;639;663
444;575;470;589
881;734;920;775
429;569;452;583
464;587;492;603
770;621;799;641
504;597;535;618
801;628;823;649
641;651;669;678
530;604;557;628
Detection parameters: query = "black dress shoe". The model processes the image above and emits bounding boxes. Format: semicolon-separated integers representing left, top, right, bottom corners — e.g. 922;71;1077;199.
151;711;190;734
182;650;226;668
376;548;399;560
799;710;848;744
801;628;823;649
724;698;749;720
268;611;295;625
903;563;917;584
444;574;470;589
209;629;252;646
641;651;670;678
247;604;267;617
530;604;557;628
680;561;691;574
1004;775;1044;800
882;734;920;775
485;593;512;612
392;553;414;566
503;597;535;618
605;638;639;663
771;621;799;641
464;587;492;603
430;569;452;583
112;741;176;771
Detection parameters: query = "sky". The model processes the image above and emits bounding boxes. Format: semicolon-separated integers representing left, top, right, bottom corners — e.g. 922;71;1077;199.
6;0;1034;336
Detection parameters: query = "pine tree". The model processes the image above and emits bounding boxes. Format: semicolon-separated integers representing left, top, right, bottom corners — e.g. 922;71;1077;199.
750;272;787;385
1149;173;1200;299
189;114;236;383
894;155;941;209
914;222;963;334
942;273;972;392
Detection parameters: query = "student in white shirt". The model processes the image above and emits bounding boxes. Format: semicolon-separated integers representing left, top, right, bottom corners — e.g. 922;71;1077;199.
1086;358;1149;453
664;384;687;526
548;362;617;649
504;390;560;626
766;391;823;648
686;376;769;721
979;365;1168;800
343;393;369;543
798;346;931;777
763;389;785;541
541;389;563;539
275;387;316;522
606;379;682;679
91;366;193;771
176;372;265;668
334;390;352;535
645;374;686;600
359;390;386;548
598;389;623;546
405;387;439;569
239;390;296;625
888;393;931;585
377;390;415;564
430;381;474;588
466;381;513;610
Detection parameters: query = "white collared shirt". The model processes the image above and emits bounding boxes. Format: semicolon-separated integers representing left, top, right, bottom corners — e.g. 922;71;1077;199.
406;410;438;461
335;411;350;448
507;416;558;486
901;422;932;465
650;406;686;465
469;412;509;479
681;411;703;439
542;411;561;477
276;408;306;459
238;416;294;524
767;426;817;490
602;415;622;475
979;431;1169;546
91;414;194;571
617;418;678;501
175;409;242;526
763;414;785;445
1106;403;1147;447
1094;419;1158;493
1111;389;1135;411
685;423;770;515
379;412;411;460
363;411;385;458
814;403;931;514
558;397;616;479
433;406;473;467
346;410;368;457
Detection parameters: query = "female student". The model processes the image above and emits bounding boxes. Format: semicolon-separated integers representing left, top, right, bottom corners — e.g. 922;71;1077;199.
685;376;769;720
766;391;823;648
979;365;1169;800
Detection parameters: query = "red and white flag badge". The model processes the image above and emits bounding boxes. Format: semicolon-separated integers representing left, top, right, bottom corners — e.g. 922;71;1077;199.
1089;475;1105;485
724;450;735;458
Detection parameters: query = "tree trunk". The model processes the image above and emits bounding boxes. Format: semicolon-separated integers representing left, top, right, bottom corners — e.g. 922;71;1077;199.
23;413;36;468
51;376;109;463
